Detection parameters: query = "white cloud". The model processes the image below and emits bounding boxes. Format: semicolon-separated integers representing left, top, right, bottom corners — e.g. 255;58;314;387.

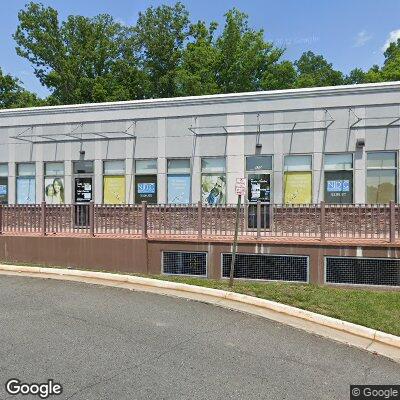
382;29;400;51
354;30;372;47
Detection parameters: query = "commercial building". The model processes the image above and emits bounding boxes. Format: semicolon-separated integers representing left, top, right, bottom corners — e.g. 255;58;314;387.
0;81;399;207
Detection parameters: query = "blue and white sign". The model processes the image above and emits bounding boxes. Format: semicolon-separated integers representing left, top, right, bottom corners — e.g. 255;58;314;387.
327;180;350;192
168;175;190;204
17;177;35;204
137;183;156;194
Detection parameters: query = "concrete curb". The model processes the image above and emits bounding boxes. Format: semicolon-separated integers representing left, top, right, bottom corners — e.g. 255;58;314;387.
0;264;399;361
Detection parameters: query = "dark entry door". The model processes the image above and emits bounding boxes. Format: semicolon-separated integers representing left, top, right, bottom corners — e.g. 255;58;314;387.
247;173;271;229
74;177;93;227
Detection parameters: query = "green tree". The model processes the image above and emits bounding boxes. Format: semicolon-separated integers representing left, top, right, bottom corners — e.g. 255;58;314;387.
215;9;284;93
294;51;344;88
135;2;190;98
0;67;42;109
14;2;142;104
176;21;219;96
262;60;297;90
368;39;400;82
344;68;367;84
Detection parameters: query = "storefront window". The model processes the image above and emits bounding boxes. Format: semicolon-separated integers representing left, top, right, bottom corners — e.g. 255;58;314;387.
103;160;125;204
135;159;157;204
0;164;8;204
284;155;312;204
324;154;353;204
246;155;273;172
201;158;226;205
17;163;35;204
167;159;191;204
136;159;157;174
73;160;94;174
44;162;64;204
366;152;396;204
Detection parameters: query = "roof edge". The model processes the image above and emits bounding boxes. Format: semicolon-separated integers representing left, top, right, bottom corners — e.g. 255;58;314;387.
1;81;400;117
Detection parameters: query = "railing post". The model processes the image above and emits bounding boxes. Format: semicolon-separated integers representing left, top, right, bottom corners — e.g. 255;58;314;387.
256;200;261;238
269;202;273;231
41;201;46;236
389;200;395;243
197;201;203;239
141;201;147;238
320;201;325;241
0;204;2;235
89;201;95;237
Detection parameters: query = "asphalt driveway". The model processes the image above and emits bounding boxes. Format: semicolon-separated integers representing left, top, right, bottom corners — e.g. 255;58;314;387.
0;275;398;399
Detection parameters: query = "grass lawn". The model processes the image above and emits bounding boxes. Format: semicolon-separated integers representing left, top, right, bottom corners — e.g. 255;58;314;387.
0;260;399;336
147;274;400;337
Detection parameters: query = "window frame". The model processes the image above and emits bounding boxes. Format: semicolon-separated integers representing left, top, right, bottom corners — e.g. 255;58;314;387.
201;157;226;205
0;163;8;205
366;151;397;204
283;154;313;204
103;159;126;204
44;162;65;204
16;162;36;205
134;159;158;204
323;152;354;204
167;158;191;204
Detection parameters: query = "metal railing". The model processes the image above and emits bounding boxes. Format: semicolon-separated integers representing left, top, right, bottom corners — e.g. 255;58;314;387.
0;201;399;242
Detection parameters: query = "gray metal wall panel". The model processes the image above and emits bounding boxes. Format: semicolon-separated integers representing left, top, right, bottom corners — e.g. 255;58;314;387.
165;136;193;158
365;127;400;151
165;117;193;137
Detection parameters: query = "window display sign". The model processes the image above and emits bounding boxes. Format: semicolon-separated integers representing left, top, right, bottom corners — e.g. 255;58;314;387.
135;175;157;204
247;174;270;203
201;175;226;205
324;171;353;204
17;177;35;204
75;177;93;203
103;176;125;204
284;171;312;204
167;175;190;204
45;177;64;204
0;177;8;204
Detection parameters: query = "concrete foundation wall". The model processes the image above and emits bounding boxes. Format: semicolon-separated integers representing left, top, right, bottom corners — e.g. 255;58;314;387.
0;235;399;290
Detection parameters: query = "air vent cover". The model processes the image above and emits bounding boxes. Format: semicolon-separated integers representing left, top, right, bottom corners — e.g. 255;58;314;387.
222;253;308;282
162;251;207;276
325;257;400;287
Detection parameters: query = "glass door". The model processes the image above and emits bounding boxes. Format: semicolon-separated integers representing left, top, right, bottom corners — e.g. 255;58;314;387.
246;173;271;229
74;176;93;228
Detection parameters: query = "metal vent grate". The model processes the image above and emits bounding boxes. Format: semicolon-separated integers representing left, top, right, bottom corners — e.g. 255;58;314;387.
222;253;308;282
162;251;207;276
325;257;400;287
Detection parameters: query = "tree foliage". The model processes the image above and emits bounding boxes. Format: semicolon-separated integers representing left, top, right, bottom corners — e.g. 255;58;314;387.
14;2;142;104
0;68;42;109
1;1;399;108
294;51;344;88
175;21;219;96
135;2;190;98
215;9;283;93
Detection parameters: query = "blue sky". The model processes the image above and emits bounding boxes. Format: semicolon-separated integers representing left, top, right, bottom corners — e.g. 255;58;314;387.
1;0;399;97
